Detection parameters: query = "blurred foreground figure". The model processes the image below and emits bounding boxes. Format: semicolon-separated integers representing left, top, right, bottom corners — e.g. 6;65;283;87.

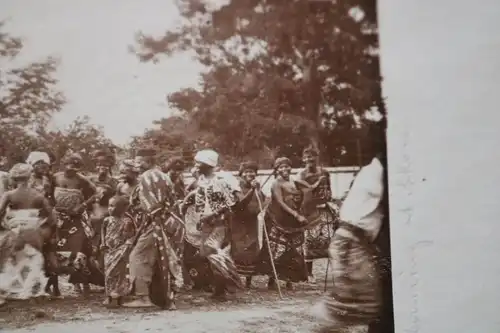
0;163;55;306
311;129;386;332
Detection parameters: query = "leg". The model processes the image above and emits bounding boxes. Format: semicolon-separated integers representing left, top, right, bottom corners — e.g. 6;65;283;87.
82;283;90;298
245;275;252;288
102;296;112;306
307;260;316;283
123;229;157;308
267;276;277;290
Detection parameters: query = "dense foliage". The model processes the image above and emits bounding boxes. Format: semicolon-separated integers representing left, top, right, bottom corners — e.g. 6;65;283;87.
130;0;384;169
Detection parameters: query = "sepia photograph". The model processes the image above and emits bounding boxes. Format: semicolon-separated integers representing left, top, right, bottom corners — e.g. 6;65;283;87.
0;1;392;332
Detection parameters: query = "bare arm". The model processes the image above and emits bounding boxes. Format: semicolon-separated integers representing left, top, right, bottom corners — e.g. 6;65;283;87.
0;192;11;227
40;196;56;228
100;218;108;250
271;182;299;217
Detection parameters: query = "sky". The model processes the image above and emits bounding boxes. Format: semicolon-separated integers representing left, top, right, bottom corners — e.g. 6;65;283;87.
2;0;203;145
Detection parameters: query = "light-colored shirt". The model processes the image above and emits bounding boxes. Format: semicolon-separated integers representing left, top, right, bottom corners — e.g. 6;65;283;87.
338;157;384;242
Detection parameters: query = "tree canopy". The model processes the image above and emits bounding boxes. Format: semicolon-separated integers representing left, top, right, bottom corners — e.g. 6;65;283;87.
130;0;384;169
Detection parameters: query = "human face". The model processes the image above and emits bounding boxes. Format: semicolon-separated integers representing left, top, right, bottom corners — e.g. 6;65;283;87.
134;156;150;173
277;163;292;180
194;161;212;176
303;153;317;168
64;161;81;175
108;198;119;216
95;159;109;176
33;162;49;176
119;169;136;183
242;169;257;183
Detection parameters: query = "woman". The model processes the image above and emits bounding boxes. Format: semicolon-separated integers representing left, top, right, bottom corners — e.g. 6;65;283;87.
297;146;338;283
0;163;55;305
182;149;243;300
255;157;310;290
26;151;54;204
311;122;387;333
51;152;103;296
232;161;265;288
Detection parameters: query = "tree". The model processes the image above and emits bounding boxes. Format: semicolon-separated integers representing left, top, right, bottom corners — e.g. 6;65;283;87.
36;116;118;172
0;21;65;166
131;0;383;168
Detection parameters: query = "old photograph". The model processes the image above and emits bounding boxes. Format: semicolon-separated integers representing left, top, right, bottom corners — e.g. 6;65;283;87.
0;1;392;332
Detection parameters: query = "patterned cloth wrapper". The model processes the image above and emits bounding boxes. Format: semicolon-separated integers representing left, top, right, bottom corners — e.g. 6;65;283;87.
101;213;136;297
0;212;48;301
134;168;184;308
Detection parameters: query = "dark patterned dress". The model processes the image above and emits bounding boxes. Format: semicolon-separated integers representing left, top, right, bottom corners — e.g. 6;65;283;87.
231;178;266;276
256;180;308;283
53;187;103;286
297;168;338;261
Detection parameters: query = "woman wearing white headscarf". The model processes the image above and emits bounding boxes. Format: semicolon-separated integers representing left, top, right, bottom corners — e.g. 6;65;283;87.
26;151;54;205
182;149;243;300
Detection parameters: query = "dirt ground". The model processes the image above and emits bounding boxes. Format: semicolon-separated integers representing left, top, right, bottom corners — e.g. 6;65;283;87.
0;259;334;333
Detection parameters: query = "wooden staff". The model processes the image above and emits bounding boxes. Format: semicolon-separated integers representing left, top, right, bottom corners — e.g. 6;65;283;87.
254;190;283;299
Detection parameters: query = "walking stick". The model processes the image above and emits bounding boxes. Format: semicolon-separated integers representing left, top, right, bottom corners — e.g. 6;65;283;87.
255;190;283;299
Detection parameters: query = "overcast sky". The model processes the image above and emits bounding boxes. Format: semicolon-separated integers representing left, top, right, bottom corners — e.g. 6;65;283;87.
2;0;203;145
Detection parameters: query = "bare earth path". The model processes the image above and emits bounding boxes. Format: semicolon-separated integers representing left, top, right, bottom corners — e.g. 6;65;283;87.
0;260;332;333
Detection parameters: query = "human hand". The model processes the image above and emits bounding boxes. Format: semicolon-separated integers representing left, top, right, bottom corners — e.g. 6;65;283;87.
250;180;260;190
296;214;307;224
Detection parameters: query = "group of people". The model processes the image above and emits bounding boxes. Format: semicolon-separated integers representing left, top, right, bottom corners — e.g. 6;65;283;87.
0;138;389;332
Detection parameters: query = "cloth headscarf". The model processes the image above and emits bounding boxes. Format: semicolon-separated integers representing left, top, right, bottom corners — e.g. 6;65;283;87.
119;159;139;173
26;151;51;166
238;161;258;176
273;157;292;169
9;163;33;179
194;149;219;168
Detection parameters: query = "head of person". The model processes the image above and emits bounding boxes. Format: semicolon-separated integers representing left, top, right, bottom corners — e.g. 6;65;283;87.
193;149;219;177
118;159;139;183
164;158;185;180
62;153;83;176
239;161;259;183
9;163;33;186
302;146;319;168
359;119;386;167
274;157;292;180
93;149;114;177
26;151;51;177
108;195;129;217
134;148;157;173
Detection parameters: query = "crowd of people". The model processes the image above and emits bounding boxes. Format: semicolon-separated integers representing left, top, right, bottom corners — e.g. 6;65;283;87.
0;139;389;332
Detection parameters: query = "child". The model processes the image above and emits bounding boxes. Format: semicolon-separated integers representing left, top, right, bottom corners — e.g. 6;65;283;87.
100;195;136;307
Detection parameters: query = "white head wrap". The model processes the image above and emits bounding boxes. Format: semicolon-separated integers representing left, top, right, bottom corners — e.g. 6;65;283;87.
26;151;51;166
194;149;219;168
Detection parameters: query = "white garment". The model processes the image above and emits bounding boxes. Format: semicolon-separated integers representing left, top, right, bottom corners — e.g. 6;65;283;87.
339;157;384;242
26;151;50;166
194;149;219;167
